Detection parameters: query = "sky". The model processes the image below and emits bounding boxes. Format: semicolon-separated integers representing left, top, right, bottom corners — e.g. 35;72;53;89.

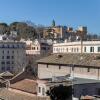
0;0;100;34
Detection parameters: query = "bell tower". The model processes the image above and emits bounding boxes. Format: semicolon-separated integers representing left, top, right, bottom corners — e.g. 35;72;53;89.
52;20;55;27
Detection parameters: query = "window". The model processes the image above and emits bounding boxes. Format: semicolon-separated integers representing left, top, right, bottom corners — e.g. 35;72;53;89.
2;50;4;54
2;45;4;48
12;66;14;70
63;48;64;52
22;45;25;48
7;45;9;48
7;51;9;54
47;65;48;68
57;48;59;52
1;67;5;71
42;88;45;95
72;66;74;71
53;48;55;51
59;66;61;69
74;48;76;52
12;51;14;54
7;56;10;59
17;45;19;48
97;88;100;95
71;48;73;52
70;64;74;71
41;47;46;50
2;56;4;59
37;47;39;50
47;47;49;50
39;87;41;93
12;61;14;64
98;47;100;52
77;48;79;52
12;56;14;59
32;47;35;50
55;48;57;51
61;48;62;52
82;88;88;96
7;67;10;70
90;47;94;52
12;45;14;48
66;48;68;52
87;68;90;72
6;61;10;64
84;47;86;52
1;61;5;64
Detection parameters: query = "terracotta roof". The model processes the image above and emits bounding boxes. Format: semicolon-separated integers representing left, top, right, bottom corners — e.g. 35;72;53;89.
37;53;100;68
10;68;37;84
0;88;50;100
10;79;37;94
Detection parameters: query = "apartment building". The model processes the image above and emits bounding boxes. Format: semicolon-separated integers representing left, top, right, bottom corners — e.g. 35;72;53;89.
53;41;100;53
0;40;26;73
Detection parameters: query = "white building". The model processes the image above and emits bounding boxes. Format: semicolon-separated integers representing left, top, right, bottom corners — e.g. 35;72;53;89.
24;39;40;55
0;40;26;73
24;39;52;55
53;41;100;53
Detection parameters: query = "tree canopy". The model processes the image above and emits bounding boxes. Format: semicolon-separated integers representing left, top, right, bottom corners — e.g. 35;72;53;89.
0;21;45;40
46;85;72;100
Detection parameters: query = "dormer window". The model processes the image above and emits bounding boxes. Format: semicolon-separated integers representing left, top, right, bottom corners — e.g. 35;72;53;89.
57;54;63;58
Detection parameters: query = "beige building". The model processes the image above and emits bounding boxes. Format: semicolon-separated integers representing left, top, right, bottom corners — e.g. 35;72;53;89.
43;26;67;39
36;53;100;99
43;25;87;40
76;26;87;39
37;53;100;80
